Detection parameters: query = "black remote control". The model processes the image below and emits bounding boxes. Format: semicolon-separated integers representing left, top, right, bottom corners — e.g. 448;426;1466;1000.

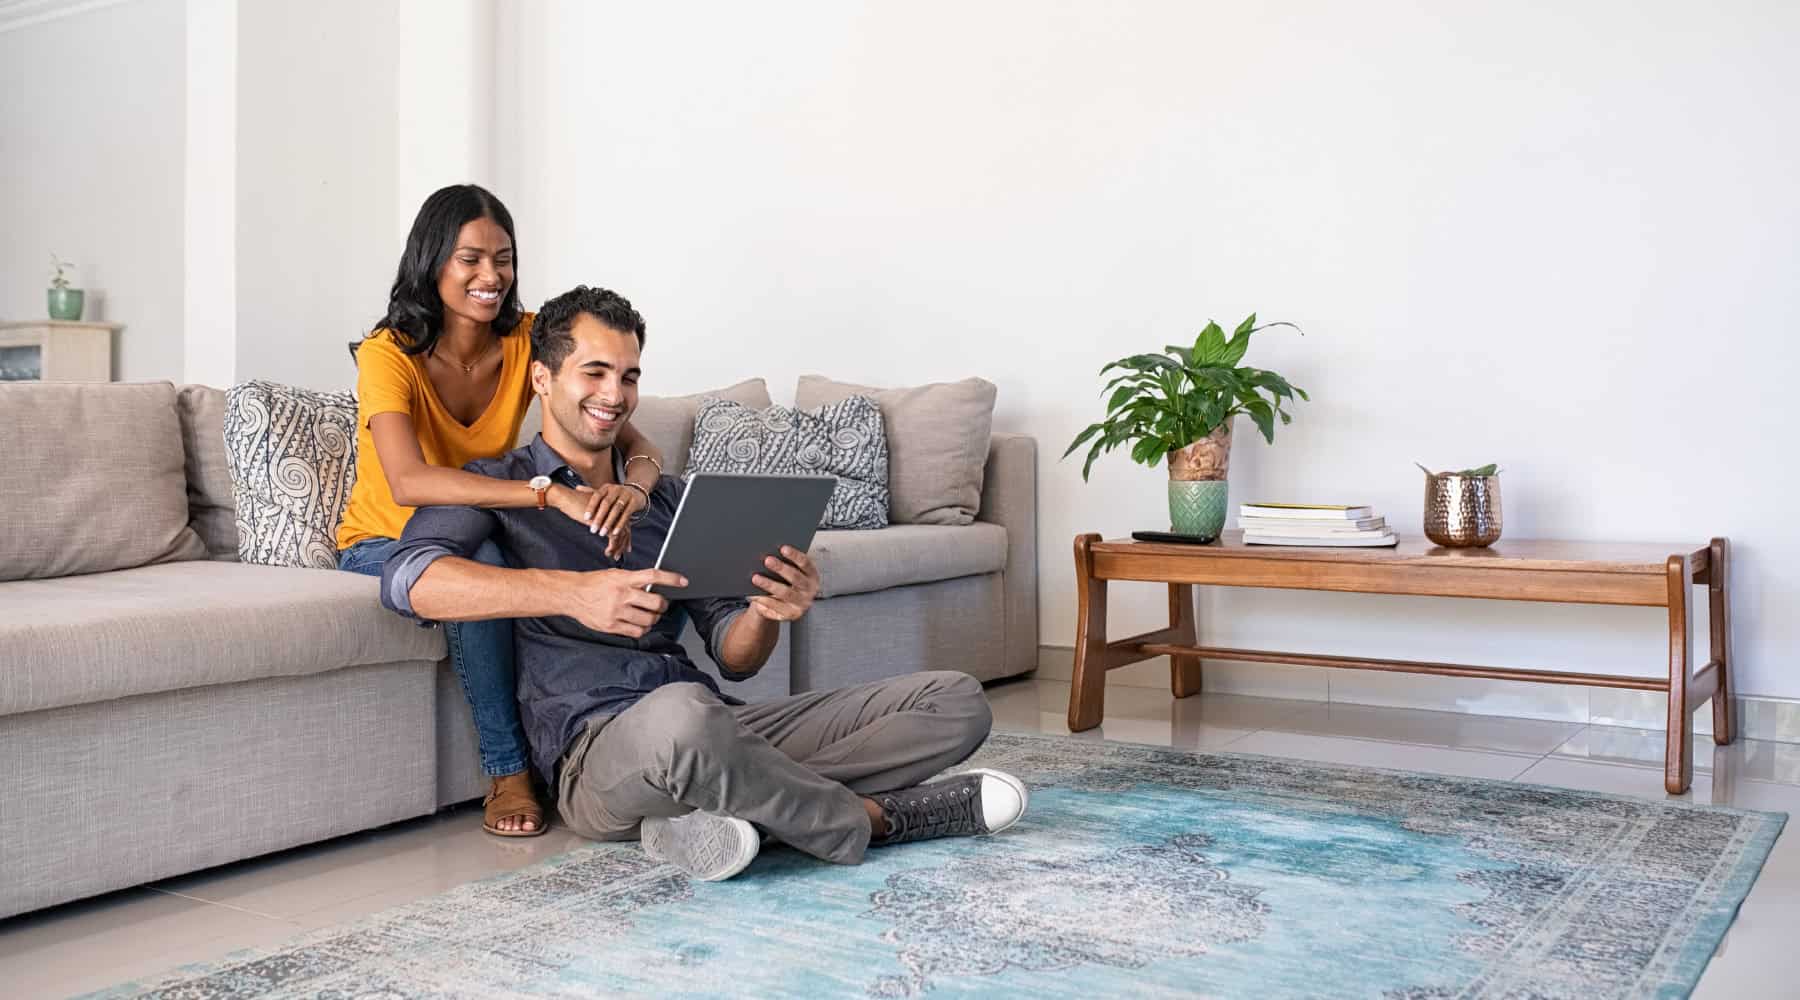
1131;530;1218;545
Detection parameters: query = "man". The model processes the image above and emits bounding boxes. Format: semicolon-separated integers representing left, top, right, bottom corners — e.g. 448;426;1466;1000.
379;285;1027;881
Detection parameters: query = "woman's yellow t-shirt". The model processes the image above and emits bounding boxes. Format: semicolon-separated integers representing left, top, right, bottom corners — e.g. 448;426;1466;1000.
336;315;536;550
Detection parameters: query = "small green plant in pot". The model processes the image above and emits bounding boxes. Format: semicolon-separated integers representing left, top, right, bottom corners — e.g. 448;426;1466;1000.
1064;314;1308;537
47;254;83;321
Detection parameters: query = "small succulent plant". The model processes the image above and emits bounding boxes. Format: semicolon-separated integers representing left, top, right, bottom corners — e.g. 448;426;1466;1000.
1416;462;1500;477
49;254;76;290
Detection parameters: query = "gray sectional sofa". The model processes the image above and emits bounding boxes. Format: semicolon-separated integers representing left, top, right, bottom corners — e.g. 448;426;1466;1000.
0;378;1036;919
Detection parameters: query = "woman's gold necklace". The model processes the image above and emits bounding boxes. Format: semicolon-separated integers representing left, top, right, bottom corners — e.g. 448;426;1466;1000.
437;338;495;375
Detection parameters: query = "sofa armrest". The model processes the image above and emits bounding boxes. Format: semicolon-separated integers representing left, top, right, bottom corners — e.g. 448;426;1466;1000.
978;433;1038;678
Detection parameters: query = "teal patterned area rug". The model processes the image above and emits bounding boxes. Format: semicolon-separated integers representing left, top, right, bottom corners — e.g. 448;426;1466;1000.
92;733;1783;999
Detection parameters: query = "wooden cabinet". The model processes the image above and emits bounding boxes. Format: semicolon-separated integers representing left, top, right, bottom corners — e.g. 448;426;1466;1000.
0;321;122;382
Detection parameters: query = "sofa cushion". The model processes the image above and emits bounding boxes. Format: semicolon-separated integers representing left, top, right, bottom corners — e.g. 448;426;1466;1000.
0;381;206;581
808;523;1007;598
177;384;238;559
687;395;889;530
0;561;446;716
515;378;773;477
224;380;359;569
794;375;996;526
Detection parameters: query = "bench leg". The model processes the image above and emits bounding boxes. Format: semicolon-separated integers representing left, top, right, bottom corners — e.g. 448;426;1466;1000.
1070;534;1110;732
1169;583;1202;698
1665;555;1694;795
1710;537;1735;745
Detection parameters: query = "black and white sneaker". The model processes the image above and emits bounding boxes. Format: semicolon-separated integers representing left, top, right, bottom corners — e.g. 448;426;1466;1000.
641;811;760;881
871;768;1029;846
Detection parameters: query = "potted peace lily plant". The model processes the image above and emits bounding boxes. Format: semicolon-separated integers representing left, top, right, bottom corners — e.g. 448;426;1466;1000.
1064;314;1307;537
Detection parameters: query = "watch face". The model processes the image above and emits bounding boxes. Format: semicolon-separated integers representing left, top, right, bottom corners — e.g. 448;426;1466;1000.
529;475;551;490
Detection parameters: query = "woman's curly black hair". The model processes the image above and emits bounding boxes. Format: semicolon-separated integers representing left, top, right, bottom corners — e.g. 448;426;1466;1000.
370;184;523;356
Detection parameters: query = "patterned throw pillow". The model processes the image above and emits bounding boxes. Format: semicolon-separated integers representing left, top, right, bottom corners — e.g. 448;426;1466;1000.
687;395;889;530
223;380;359;568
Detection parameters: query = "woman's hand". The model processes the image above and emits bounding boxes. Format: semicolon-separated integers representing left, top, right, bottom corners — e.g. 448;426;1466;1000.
548;484;597;531
550;484;647;559
588;484;648;559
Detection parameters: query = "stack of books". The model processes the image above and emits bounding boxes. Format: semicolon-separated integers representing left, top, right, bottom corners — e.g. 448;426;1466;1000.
1239;503;1399;547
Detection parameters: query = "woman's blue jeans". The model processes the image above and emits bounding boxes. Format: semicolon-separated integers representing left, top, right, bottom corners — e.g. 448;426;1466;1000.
338;536;529;778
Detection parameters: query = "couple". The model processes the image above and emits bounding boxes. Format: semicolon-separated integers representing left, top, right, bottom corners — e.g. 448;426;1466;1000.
340;185;1027;880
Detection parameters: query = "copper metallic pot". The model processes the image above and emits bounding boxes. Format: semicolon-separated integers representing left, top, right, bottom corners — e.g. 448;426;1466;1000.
1423;472;1502;547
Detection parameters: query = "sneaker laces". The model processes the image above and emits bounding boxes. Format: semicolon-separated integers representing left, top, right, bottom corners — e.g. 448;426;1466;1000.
874;775;985;845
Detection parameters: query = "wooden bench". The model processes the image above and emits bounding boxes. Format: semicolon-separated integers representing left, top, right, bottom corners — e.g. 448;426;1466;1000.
1069;531;1734;793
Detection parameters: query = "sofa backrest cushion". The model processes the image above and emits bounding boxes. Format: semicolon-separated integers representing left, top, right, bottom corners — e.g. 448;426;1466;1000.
176;384;239;559
0;381;207;581
515;377;773;477
793;375;996;526
223;380;359;569
687;395;889;530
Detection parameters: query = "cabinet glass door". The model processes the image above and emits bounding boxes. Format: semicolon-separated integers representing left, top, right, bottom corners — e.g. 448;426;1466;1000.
0;344;43;381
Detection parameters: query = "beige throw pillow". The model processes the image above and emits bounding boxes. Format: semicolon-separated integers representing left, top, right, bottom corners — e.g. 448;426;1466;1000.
794;375;997;525
0;381;206;581
177;384;239;559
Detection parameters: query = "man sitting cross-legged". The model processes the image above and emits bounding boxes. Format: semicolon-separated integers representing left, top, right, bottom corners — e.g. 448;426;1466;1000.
378;284;1028;881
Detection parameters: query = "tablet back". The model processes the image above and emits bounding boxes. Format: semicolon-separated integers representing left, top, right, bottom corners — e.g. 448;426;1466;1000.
651;473;836;600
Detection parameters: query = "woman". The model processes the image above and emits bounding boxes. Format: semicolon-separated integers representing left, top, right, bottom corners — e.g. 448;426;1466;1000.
337;184;666;837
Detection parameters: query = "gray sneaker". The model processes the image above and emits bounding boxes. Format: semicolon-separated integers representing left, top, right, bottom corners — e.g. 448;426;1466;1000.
641;811;760;881
871;768;1029;846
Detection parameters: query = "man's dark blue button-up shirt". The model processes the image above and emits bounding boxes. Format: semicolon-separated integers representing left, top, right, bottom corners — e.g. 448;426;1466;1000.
379;435;751;784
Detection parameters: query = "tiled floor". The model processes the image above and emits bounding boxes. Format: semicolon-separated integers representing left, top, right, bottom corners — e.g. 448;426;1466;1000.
4;677;1797;998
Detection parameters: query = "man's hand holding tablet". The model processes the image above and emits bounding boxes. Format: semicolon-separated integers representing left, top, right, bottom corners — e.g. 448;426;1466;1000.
747;545;821;622
569;568;688;638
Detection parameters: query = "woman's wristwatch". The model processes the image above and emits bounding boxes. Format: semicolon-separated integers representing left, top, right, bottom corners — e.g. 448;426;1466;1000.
529;475;552;510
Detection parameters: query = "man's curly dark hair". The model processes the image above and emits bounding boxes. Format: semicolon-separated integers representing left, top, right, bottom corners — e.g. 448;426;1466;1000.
531;285;647;373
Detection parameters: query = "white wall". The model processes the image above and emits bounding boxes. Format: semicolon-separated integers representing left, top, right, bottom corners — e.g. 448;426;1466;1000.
395;0;498;232
5;0;1793;703
233;0;400;394
3;0;504;391
231;0;505;393
184;0;237;388
0;0;187;381
501;1;1800;699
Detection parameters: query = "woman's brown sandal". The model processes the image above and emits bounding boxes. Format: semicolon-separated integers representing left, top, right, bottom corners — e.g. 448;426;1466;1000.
483;771;547;838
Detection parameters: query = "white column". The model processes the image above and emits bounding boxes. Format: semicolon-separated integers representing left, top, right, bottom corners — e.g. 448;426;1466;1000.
394;0;497;240
182;0;237;387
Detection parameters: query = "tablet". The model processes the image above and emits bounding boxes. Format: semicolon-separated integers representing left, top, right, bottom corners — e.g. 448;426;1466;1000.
649;473;836;600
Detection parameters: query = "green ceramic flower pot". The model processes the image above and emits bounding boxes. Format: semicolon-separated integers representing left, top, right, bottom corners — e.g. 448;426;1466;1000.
47;287;84;321
1168;479;1229;537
